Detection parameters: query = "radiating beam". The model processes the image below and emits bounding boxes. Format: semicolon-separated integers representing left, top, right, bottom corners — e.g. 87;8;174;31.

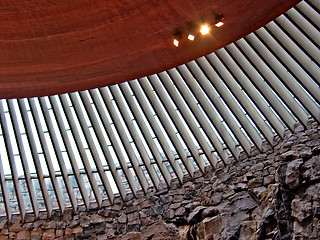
178;65;240;160
99;87;149;194
226;43;293;134
0;155;12;221
110;85;161;189
125;82;185;183
59;94;103;208
168;68;229;164
135;79;196;178
90;89;138;197
39;97;78;213
79;90;126;201
69;92;115;204
49;96;90;210
0;101;26;221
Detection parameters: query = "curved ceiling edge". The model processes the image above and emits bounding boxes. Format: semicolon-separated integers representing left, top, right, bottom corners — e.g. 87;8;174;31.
0;0;301;99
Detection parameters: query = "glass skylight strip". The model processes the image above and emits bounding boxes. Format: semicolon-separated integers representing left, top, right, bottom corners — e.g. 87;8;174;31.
228;42;295;133
15;99;54;217
121;82;183;184
205;53;269;149
80;90;126;200
178;64;240;159
148;74;206;173
246;33;320;122
49;96;90;210
168;68;229;164
189;60;252;155
0;100;26;220
215;48;283;141
69;92;115;204
38;97;78;213
256;27;320;103
238;37;310;127
158;72;218;168
134;79;195;178
266;21;320;86
99;87;149;194
0;155;12;221
7;99;41;218
285;7;319;45
90;89;138;196
109;85;161;190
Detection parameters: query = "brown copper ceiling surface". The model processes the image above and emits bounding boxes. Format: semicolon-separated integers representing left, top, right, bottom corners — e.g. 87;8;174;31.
0;0;300;99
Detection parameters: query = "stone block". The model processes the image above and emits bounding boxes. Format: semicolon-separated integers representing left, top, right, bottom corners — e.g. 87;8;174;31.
16;231;30;240
42;229;55;240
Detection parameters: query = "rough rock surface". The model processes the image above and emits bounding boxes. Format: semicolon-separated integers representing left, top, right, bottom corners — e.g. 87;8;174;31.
0;119;319;239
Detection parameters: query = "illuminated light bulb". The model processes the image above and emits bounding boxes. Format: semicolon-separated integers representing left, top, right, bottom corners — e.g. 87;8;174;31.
188;34;195;41
200;24;210;35
173;39;179;47
215;21;224;27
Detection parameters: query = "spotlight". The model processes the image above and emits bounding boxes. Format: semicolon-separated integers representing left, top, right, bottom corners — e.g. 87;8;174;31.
173;29;183;47
188;34;195;41
215;13;224;28
173;39;180;47
215;21;224;27
200;24;210;35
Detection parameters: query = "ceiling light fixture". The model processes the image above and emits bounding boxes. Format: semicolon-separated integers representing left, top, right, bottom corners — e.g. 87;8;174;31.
173;29;183;47
215;21;224;27
215;13;224;28
188;34;195;41
173;39;180;47
200;24;210;35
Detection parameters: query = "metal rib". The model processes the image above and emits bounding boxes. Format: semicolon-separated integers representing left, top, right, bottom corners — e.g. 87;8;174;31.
135;79;196;178
69;92;114;204
79;90;126;201
14;99;52;218
26;98;65;214
110;85;161;189
158;72;218;168
124;81;185;183
167;68;229;164
99;87;149;193
178;64;240;160
0;101;26;221
39;97;78;213
49;96;90;210
89;89;138;197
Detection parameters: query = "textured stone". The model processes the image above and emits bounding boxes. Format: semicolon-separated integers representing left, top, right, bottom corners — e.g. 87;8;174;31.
303;156;320;182
90;214;105;224
210;192;223;205
63;208;73;222
291;199;312;222
80;215;90;228
118;213;127;223
72;226;83;234
9;223;22;232
42;229;55;240
285;159;303;189
203;215;222;240
187;206;207;224
16;231;30;240
30;228;42;240
175;207;186;216
201;207;218;219
280;150;300;161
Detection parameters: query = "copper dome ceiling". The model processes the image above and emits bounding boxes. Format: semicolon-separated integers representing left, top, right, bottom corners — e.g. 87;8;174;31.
0;0;300;99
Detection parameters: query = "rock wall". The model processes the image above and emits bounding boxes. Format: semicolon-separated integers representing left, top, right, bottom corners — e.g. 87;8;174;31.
0;119;319;240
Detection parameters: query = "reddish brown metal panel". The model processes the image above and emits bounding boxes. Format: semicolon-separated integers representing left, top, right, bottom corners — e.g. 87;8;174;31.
0;0;301;99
